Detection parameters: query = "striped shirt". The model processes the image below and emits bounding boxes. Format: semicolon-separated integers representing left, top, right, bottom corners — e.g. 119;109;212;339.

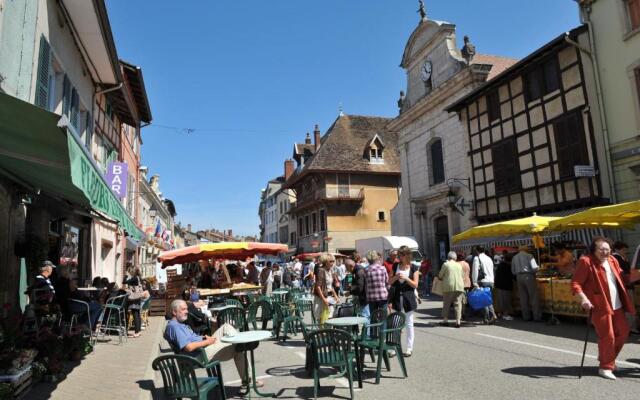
365;262;389;302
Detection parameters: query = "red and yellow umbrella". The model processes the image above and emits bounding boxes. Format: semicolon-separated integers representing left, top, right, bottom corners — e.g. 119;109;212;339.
159;242;288;268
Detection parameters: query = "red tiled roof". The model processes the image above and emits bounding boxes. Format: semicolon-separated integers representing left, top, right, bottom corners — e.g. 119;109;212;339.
472;53;519;81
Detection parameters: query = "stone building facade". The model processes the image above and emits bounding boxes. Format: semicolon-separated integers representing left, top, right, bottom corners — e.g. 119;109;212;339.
389;15;516;263
576;0;640;244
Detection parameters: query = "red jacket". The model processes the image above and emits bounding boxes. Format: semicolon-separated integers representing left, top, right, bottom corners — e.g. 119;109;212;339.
571;254;635;316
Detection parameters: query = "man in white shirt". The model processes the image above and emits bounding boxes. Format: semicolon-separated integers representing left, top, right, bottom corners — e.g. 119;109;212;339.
472;246;497;324
511;245;542;321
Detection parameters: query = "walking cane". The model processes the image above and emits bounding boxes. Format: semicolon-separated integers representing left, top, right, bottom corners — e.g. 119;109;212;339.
578;309;593;379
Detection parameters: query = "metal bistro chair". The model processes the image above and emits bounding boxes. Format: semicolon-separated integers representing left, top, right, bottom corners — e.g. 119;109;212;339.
247;300;273;331
140;297;151;330
96;294;128;344
68;298;97;346
217;306;248;332
308;329;356;400
152;354;226;400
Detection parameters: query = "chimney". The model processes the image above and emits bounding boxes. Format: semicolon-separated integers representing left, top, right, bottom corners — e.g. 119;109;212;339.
284;159;294;180
313;124;321;151
150;174;160;192
304;132;311;144
187;224;192;232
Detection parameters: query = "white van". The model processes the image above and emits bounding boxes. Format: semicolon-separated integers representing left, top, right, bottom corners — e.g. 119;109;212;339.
355;236;423;262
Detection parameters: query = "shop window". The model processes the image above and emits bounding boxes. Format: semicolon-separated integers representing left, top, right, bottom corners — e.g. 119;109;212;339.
319;209;326;231
491;137;521;195
525;56;560;102
311;212;317;233
553;111;589;178
428;139;445;185
487;90;501;122
305;215;310;236
627;0;640;31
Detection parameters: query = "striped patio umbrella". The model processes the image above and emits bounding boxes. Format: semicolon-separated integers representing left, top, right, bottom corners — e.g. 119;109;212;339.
159;242;288;268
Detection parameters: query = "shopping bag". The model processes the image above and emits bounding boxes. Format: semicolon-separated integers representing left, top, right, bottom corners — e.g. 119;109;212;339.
468;287;493;310
431;278;443;296
319;305;331;324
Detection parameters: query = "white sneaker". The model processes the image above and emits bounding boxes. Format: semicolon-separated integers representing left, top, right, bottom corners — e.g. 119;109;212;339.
598;369;616;380
502;315;513;321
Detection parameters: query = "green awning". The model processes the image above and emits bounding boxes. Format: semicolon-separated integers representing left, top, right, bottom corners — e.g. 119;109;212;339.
0;93;143;241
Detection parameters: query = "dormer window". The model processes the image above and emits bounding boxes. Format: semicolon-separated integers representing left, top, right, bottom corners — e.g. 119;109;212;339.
366;134;385;164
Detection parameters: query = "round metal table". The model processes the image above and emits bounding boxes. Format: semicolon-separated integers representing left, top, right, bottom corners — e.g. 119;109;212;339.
221;330;276;398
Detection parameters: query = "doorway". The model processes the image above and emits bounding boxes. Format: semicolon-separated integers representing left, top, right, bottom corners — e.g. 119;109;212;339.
434;216;449;265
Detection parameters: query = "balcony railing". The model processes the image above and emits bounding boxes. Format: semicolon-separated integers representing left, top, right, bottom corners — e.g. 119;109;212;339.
294;187;364;210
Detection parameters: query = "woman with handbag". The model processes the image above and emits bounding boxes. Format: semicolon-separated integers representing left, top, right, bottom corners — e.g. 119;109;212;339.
313;254;338;324
126;268;149;338
438;251;465;328
389;246;420;357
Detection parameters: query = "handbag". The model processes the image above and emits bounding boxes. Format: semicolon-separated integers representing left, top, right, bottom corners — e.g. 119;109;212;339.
431;278;443;296
468;287;493;310
474;257;486;282
128;284;144;301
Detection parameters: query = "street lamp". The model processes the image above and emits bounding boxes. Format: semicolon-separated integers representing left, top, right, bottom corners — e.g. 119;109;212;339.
446;177;473;212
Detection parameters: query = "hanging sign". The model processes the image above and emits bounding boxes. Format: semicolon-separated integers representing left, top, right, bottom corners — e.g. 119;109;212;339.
105;162;128;199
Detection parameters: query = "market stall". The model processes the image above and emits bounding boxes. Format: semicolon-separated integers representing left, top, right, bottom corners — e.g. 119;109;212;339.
452;203;640;318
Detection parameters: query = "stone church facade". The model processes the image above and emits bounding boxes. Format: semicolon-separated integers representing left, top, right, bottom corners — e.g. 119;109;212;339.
389;14;516;263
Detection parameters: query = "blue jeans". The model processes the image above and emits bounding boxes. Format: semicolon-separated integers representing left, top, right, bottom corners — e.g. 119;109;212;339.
423;273;432;296
479;282;496;321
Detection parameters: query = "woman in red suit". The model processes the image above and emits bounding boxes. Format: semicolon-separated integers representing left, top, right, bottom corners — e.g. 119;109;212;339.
571;237;635;380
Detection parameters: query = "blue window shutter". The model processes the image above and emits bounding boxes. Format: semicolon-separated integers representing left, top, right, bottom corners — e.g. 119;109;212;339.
35;36;51;109
70;88;79;130
62;75;71;116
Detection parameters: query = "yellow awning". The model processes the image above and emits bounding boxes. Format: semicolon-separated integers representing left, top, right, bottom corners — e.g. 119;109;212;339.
452;214;560;244
548;200;640;231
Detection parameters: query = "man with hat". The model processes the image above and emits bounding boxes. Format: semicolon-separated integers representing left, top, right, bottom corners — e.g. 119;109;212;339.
511;245;541;321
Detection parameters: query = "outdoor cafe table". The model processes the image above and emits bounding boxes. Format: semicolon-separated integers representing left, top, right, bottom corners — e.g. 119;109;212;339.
221;330;276;398
324;316;368;388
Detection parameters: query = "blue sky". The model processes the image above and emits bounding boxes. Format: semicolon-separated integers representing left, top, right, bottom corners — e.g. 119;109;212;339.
106;1;580;236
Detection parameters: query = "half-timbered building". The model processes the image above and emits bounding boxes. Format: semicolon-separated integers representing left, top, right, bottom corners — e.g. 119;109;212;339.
447;25;612;223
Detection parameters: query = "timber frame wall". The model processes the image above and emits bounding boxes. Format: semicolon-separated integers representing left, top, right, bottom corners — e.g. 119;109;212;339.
460;41;608;223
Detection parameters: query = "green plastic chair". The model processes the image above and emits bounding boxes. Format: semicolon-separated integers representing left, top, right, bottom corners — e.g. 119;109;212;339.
152;354;226;400
358;311;407;384
295;298;315;324
272;302;299;341
307;329;356;400
247;300;273;330
224;298;244;309
217;306;247;331
296;317;325;373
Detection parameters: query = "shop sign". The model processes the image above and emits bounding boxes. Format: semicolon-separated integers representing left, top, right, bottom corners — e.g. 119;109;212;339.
574;165;595;177
105;162;128;199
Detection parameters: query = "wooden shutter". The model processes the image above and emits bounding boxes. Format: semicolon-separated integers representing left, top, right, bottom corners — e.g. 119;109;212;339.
543;57;560;94
492;138;520;195
35;36;51;109
430;140;445;184
629;0;640;30
487;90;501;122
554;112;588;178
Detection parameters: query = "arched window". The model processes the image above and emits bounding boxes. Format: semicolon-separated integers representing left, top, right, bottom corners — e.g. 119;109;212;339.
428;139;445;185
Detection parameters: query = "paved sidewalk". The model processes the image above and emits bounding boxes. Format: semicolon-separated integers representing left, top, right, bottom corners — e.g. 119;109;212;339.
30;316;165;400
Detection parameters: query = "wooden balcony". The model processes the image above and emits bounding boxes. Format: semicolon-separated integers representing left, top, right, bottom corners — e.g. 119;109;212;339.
291;187;364;213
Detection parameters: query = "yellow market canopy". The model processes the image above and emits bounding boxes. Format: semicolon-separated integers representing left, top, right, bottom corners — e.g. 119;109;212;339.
452;214;560;244
548;200;640;231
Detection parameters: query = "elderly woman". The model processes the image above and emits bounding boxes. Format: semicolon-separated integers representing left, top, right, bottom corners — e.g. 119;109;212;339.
572;237;635;380
438;251;465;328
389;245;420;357
313;253;338;324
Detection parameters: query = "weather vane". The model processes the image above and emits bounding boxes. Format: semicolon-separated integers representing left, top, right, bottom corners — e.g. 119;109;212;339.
418;0;427;20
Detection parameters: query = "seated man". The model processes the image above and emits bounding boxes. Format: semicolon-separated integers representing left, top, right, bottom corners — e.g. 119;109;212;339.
164;299;262;391
27;261;56;305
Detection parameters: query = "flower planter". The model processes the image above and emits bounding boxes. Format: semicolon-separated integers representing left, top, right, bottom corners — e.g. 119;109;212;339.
0;366;32;399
